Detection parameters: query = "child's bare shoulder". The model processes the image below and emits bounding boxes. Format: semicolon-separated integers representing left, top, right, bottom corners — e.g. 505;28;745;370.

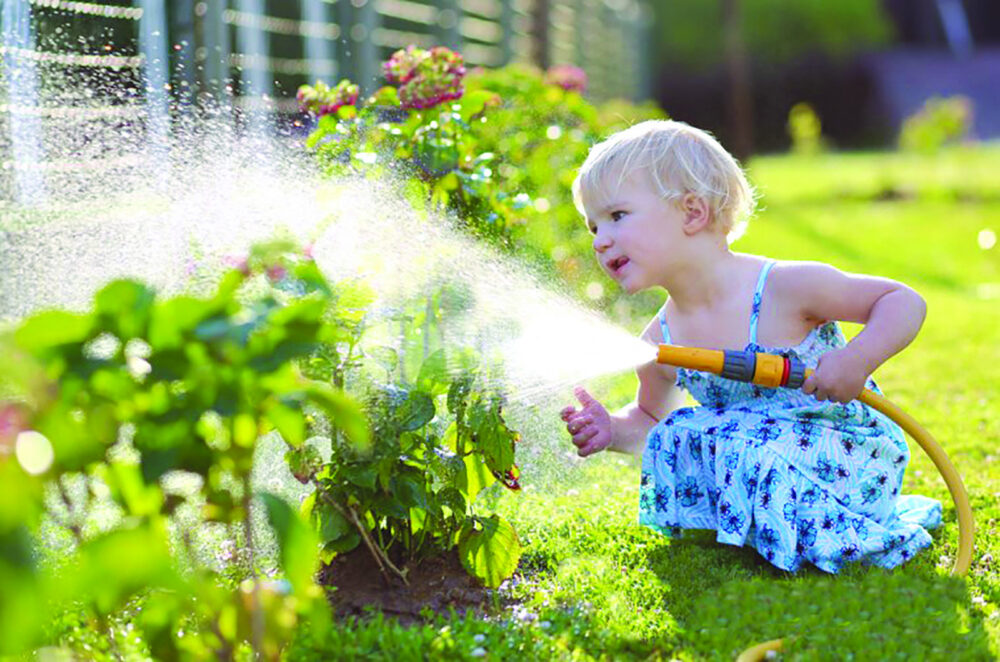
766;260;841;298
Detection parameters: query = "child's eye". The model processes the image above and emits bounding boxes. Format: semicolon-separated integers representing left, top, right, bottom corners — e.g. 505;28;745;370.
587;224;597;235
610;210;626;221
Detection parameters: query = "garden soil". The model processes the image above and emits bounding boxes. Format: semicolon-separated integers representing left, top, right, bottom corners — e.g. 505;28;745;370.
320;549;490;623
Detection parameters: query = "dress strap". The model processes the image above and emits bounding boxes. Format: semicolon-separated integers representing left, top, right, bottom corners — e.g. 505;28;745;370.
659;304;673;344
748;260;777;345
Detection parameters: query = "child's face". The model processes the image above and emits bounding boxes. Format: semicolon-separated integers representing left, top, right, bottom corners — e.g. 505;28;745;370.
582;172;683;294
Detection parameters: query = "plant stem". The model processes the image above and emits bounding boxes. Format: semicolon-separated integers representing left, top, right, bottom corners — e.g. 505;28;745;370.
318;490;408;586
57;475;84;543
242;477;263;661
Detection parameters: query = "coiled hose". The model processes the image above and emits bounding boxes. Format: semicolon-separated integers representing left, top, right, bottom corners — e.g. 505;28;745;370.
654;345;974;661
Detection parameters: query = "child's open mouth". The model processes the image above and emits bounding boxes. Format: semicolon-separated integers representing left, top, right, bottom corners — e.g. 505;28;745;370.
608;256;630;275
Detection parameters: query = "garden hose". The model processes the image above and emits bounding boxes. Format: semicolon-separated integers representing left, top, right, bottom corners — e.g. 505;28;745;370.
654;345;975;661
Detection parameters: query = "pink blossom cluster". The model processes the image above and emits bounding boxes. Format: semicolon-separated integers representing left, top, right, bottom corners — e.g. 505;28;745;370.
0;402;26;449
545;64;588;94
384;46;466;110
296;79;360;117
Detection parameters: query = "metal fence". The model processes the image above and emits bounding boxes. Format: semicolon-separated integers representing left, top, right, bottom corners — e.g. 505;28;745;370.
1;0;651;204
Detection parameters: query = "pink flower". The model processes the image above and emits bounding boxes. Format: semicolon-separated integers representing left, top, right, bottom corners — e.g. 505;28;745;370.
224;254;250;276
266;264;288;282
0;402;27;450
385;46;466;110
545;64;587;93
297;79;360;117
383;45;426;84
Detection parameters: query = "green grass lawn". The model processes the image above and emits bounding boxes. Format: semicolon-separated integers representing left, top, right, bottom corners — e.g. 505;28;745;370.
290;144;1000;661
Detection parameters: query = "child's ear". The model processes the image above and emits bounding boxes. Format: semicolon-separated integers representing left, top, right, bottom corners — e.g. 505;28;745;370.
680;193;711;235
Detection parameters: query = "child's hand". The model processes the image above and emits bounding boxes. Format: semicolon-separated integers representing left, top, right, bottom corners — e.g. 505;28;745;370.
801;347;870;404
559;387;612;457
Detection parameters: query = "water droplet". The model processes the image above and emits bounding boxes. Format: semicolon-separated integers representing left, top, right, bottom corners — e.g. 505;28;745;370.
16;431;54;475
978;228;996;250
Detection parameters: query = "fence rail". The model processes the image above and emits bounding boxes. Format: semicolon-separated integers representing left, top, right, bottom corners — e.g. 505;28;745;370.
1;0;651;205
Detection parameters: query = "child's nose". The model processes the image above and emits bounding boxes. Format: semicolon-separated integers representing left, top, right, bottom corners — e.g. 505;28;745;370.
592;230;612;253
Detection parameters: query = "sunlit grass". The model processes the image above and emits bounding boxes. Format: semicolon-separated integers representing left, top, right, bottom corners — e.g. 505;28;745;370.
290;145;1000;660
38;145;997;660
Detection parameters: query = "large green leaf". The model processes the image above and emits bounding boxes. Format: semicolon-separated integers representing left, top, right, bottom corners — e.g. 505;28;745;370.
148;296;218;349
459;449;495;501
260;492;319;595
306;384;370;451
458;89;500;123
266;400;306;447
395;391;435;431
301;492;353;543
94;280;156;339
55;524;182;614
13;310;92;353
417;349;450;395
458;515;520;588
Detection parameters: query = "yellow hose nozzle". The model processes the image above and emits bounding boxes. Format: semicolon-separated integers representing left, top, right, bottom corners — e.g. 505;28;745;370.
656;344;806;390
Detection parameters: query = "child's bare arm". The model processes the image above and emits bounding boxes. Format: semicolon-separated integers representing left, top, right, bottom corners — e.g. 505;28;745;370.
776;262;927;402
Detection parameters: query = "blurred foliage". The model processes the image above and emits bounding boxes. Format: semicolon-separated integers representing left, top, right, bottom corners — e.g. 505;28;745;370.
300;53;665;322
654;0;893;70
0;246;358;659
787;102;826;156
0;233;529;656
899;95;974;154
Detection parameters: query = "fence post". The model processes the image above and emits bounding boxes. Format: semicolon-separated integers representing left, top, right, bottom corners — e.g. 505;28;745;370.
200;0;231;103
500;0;514;65
234;0;271;136
1;0;47;205
346;0;379;93
633;0;651;102
169;0;198;101
139;0;172;184
437;0;461;50
531;0;550;70
301;0;337;86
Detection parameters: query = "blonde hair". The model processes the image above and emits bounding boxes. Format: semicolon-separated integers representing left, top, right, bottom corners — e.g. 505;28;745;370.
572;120;756;243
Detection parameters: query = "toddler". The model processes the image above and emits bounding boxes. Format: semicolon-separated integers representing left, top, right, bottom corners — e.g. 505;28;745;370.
560;120;941;573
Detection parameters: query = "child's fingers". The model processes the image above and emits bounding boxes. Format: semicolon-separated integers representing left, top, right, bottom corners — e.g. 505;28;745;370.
559;406;577;421
578;437;606;457
572;427;598;447
566;416;592;435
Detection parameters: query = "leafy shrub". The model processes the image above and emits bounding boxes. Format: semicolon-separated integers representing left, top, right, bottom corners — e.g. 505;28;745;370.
787;102;825;155
653;0;892;69
899;95;974;154
299;50;665;317
0;246;363;659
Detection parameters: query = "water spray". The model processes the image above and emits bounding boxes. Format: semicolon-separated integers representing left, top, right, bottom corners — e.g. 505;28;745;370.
653;344;974;660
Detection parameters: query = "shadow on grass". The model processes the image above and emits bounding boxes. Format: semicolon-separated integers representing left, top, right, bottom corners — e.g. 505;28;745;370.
640;533;992;661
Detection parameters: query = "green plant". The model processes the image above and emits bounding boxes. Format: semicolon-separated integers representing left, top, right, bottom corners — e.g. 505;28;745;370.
0;246;367;659
652;0;892;69
302;365;522;588
288;268;524;587
787;102;825;155
899;95;974;154
299;46;519;245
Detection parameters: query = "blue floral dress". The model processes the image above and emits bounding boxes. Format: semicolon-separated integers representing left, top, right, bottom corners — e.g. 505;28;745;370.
639;260;941;573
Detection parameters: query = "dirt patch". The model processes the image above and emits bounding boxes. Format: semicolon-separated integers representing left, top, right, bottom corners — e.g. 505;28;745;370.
320;548;492;623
